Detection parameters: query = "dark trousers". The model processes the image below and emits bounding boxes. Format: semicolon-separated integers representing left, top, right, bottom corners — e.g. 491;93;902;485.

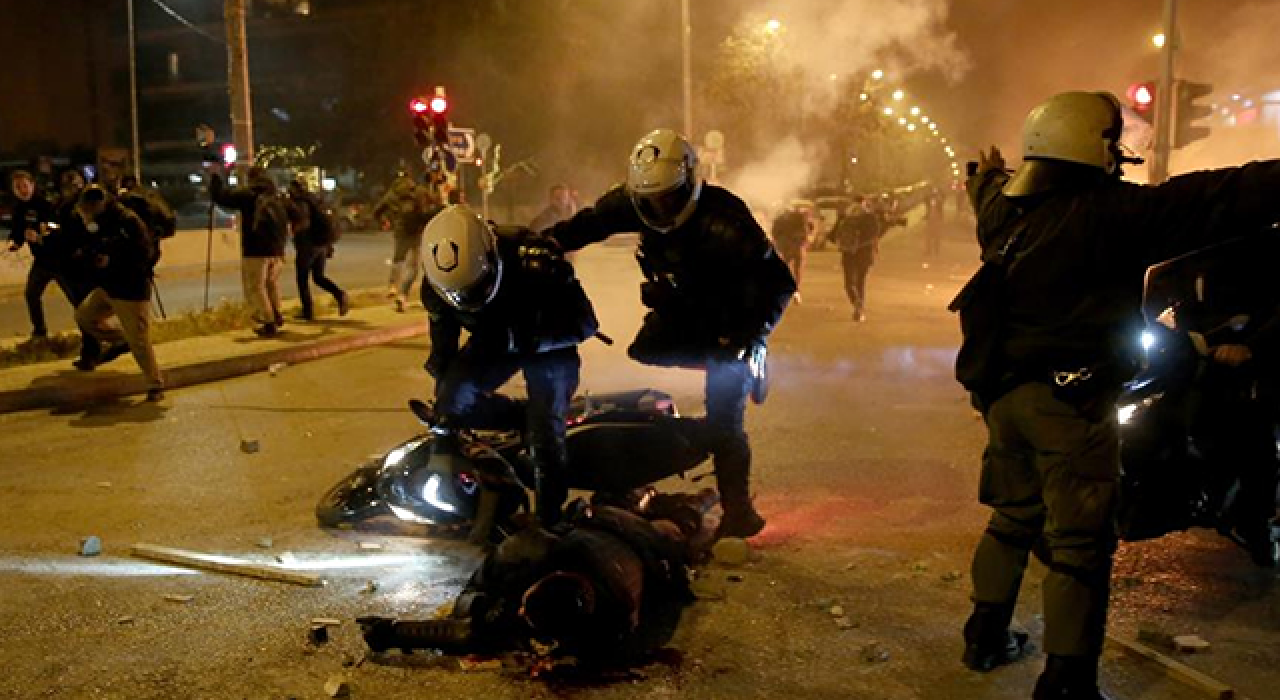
434;341;581;516
628;312;754;512
1196;382;1279;531
841;250;874;314
294;244;345;317
970;382;1119;658
25;262;100;361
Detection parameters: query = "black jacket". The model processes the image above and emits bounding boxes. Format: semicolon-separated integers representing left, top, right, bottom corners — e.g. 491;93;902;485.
452;505;691;664
553;184;796;349
831;209;883;255
422;223;599;366
210;172;288;257
7;192;62;267
967;161;1280;374
287;190;335;248
78;202;155;301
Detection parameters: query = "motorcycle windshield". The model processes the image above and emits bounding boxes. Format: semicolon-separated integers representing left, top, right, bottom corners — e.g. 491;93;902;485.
1142;230;1280;332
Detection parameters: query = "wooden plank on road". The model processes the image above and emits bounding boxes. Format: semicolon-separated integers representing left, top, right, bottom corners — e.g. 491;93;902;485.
131;543;325;587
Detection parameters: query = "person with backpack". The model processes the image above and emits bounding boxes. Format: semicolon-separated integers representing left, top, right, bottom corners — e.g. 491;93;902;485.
286;179;349;321
210;166;290;337
71;185;165;401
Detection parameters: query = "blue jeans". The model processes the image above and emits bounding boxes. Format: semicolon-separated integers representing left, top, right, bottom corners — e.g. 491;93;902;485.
434;342;581;519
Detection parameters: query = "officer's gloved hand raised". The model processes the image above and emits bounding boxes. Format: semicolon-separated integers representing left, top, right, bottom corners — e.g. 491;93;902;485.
976;146;1006;177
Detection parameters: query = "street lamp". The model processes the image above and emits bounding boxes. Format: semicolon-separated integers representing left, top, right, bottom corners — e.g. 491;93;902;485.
883;107;894;116
871;69;885;81
764;18;782;34
892;89;905;101
910;106;920;116
1152;32;1166;48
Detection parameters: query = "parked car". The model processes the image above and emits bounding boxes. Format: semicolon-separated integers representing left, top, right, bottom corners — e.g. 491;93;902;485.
175;201;237;230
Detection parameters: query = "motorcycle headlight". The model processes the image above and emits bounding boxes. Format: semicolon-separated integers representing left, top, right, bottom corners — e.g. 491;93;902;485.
1140;330;1157;352
1118;404;1138;424
422;473;458;514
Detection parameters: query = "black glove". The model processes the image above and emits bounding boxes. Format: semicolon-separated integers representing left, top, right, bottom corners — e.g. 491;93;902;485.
518;235;565;277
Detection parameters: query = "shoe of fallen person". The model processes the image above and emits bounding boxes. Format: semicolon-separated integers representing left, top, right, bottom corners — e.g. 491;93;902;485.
338;293;351;316
98;342;130;365
145;388;165;402
253;322;279;338
716;506;766;539
72;357;96;372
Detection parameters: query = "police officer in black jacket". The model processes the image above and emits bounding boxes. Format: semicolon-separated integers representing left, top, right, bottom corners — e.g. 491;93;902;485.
420;204;600;527
6;170;70;341
549;128;796;539
954;90;1280;700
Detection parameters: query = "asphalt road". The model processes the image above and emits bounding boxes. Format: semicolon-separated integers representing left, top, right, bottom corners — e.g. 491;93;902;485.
0;232;396;339
0;220;1275;699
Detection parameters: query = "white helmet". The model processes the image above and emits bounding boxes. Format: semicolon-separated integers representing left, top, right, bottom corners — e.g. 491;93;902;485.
1004;91;1125;197
626;128;702;232
421;205;503;312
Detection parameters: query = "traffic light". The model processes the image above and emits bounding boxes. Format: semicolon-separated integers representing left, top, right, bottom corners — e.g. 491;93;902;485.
1174;79;1213;149
1126;81;1156;123
411;87;450;145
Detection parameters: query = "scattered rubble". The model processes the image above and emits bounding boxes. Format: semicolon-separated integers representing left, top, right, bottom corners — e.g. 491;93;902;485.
359;542;383;552
96;481;112;488
726;574;745;583
458;657;503;672
940;570;963;583
834;617;858;631
360;580;379;594
79;536;102;557
256;537;273;549
267;362;288;377
163;594;194;604
829;605;845;618
860;641;891;663
115;616;134;625
1173;635;1211;653
323;675;350;697
311;618;342;627
240;439;260;454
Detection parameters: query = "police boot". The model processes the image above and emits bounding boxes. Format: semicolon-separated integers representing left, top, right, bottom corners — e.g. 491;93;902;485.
534;455;569;528
961;602;1032;672
1032;655;1111;700
357;616;475;654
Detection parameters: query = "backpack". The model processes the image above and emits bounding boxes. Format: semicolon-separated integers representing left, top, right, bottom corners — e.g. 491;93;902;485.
252;191;290;248
119;188;177;240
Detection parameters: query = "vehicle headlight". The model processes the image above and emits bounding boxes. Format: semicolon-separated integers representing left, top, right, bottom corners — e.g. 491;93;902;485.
422;473;458;514
1118;404;1138;424
1140;330;1157;352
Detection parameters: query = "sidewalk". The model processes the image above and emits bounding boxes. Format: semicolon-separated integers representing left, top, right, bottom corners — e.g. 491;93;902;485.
0;300;425;414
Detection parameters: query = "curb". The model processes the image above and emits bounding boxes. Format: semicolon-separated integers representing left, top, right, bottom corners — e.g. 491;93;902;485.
0;320;423;414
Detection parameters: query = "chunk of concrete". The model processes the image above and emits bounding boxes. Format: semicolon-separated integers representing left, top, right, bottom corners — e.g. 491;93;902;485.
240;439;260;454
1173;634;1211;653
79;536;102;557
323;675;350;697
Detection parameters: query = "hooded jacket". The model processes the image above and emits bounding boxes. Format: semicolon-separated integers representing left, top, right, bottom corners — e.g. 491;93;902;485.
210;171;288;257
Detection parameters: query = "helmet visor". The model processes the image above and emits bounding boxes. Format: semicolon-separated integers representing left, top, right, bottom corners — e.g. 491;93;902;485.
633;179;694;231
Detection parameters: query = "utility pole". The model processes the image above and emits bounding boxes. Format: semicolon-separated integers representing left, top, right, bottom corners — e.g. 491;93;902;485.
126;0;142;180
1151;0;1179;184
680;0;693;139
225;0;255;171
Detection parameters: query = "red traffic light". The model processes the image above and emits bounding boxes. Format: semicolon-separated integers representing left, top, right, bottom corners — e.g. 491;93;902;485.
429;96;448;114
409;98;429;114
1132;84;1153;108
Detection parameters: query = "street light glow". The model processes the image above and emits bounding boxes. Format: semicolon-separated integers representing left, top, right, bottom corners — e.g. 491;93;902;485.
898;117;907;125
883;107;894;116
910;106;921;116
907;123;917;131
764;18;782;33
921;116;930;124
859;92;869;101
871;69;885;81
892;89;905;101
1152;33;1166;49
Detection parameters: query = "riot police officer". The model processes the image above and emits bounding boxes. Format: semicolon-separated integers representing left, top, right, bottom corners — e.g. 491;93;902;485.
549;129;796;539
420;204;599;527
955;91;1280;699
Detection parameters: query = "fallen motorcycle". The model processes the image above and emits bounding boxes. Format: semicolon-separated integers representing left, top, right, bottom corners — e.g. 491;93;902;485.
1118;233;1280;566
316;389;714;541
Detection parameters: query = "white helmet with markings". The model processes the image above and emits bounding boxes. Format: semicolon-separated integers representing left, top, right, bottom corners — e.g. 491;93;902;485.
421;205;503;312
626;128;702;232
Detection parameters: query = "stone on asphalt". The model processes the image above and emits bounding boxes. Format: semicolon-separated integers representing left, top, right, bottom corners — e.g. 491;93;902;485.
1173;634;1211;653
829;605;845;618
360;580;378;594
323;675;350;697
860;641;891;663
78;536;102;557
163;594;194;603
240;439;260;454
256;537;273;549
308;624;329;645
835;617;858;630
